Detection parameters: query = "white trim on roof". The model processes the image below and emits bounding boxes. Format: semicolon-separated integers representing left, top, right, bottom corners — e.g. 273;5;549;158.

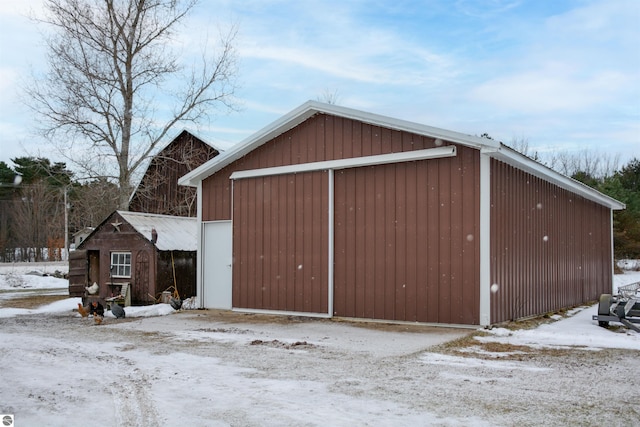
179;100;625;210
230;146;456;180
485;144;625;210
178;100;497;187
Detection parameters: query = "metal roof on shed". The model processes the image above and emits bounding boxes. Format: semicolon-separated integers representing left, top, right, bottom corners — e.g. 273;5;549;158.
118;211;197;251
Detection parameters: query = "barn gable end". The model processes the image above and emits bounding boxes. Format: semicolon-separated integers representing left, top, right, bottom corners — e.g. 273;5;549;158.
129;130;219;217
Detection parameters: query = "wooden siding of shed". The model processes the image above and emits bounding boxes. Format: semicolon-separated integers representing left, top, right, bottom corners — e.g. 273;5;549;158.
202;113;446;221
130;131;218;216
68;249;88;297
333;149;480;324
232;171;329;313
78;213;158;305
157;251;197;299
490;159;613;323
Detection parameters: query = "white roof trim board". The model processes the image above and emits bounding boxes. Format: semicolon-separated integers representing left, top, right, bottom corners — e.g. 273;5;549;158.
179;100;625;210
118;211;197;251
230;146;457;180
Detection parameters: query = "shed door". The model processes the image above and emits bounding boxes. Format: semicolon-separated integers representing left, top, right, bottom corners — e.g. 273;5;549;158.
68;250;87;297
202;221;232;309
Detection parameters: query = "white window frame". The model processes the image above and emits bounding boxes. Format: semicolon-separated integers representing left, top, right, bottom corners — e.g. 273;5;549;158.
110;251;132;278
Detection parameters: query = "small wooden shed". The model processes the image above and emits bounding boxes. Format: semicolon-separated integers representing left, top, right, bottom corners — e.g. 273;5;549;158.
69;211;198;306
179;101;625;326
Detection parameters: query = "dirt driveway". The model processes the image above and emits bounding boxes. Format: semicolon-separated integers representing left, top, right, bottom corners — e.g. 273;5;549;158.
1;301;639;426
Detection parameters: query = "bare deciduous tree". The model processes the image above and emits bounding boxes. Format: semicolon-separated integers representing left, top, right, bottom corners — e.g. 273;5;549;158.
129;133;218;216
27;0;239;209
12;181;63;261
316;88;341;105
507;136;541;161
69;178;119;230
546;149;620;181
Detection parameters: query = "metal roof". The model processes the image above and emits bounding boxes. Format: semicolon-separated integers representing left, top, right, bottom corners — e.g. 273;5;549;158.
118;211;197;251
178;100;625;210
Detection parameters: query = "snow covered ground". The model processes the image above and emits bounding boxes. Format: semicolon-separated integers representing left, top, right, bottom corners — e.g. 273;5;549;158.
0;262;638;426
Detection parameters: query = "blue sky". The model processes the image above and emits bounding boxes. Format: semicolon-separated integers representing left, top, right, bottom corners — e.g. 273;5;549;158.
0;0;638;170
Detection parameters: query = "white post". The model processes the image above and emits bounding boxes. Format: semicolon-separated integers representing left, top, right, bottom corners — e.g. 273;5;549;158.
64;186;69;261
327;169;334;317
479;152;492;326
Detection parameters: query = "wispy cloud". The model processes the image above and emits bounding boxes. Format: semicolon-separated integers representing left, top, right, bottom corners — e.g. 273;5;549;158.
0;0;638;166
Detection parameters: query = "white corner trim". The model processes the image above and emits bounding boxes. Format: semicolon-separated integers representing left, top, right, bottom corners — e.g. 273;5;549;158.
479;153;491;326
327;169;335;317
230;146;457;180
196;181;204;309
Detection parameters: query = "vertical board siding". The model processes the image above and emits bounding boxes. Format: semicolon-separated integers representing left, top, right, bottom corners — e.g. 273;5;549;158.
232;171;329;313
490;159;612;323
129;131;219;216
333;147;480;324
202;114;445;221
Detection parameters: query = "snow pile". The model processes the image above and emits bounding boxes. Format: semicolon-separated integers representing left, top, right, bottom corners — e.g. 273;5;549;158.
617;259;640;271
1;273;68;290
0;262;176;319
476;270;640;351
105;303;176;318
420;352;551;371
478;304;640;351
0;296;176;319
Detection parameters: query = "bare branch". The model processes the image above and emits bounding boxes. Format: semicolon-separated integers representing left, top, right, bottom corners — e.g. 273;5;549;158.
25;0;239;208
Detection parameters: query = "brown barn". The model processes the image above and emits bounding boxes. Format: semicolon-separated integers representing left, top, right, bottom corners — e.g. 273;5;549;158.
179;101;625;326
68;211;197;307
129;129;220;217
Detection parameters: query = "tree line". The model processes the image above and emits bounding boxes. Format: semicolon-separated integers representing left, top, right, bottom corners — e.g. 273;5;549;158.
1;151;638;263
487;136;640;259
576;157;640;259
0;158;118;262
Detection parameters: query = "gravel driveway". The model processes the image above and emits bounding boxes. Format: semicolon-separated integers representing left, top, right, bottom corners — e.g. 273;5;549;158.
1;305;639;426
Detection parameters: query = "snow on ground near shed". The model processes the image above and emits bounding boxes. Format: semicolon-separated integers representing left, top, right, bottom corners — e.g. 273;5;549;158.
0;297;176;318
0;265;638;348
0;262;175;318
476;271;640;351
0;264;639;426
0;261;68;276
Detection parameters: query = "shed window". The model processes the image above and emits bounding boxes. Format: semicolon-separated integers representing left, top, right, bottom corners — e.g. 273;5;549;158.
110;252;132;278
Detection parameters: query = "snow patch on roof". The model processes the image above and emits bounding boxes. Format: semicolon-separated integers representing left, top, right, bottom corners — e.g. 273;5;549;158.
118;211;197;251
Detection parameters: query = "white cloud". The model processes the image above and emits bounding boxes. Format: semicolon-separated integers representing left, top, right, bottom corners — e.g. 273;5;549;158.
470;67;629;113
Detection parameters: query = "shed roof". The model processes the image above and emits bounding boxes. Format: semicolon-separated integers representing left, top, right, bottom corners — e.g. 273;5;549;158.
179;100;625;210
118;211;197;251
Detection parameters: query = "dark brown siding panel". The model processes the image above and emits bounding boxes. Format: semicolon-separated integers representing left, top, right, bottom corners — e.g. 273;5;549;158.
232;171;329;314
490;159;612;323
202;170;232;221
129;131;218;216
202;113;445;222
334;147;480;324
